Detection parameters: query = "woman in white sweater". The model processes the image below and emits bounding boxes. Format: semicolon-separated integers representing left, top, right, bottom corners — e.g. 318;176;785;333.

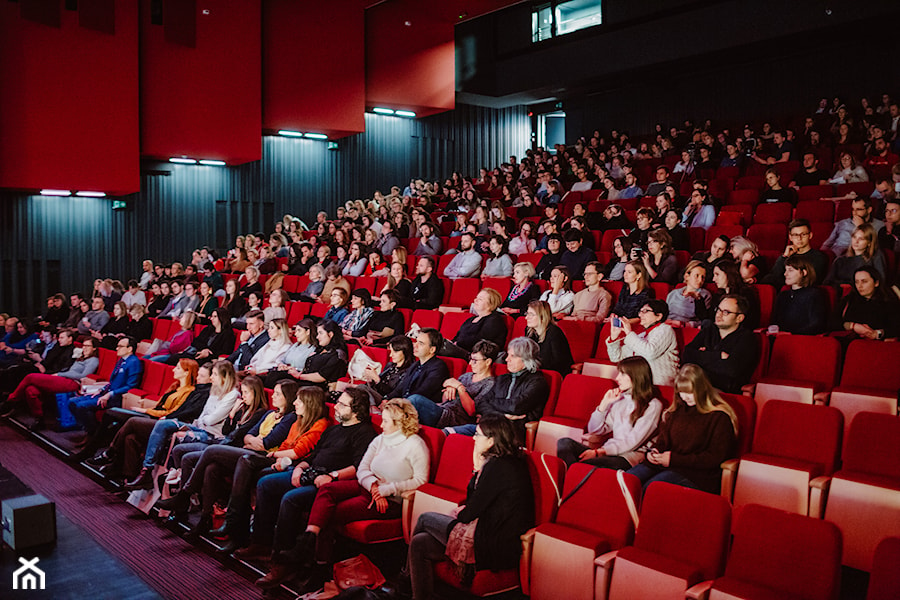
540;265;575;317
606;299;679;386
246;318;292;376
557;356;663;468
287;399;429;568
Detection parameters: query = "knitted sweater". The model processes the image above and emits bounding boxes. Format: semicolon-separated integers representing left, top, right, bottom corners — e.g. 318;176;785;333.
356;430;430;500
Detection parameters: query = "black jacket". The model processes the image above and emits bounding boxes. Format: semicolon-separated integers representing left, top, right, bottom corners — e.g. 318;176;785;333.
528;324;573;376
167;383;211;423
476;369;550;422
228;331;270;370
386;356;449;402
683;325;759;393
455;455;534;571
411;275;444;310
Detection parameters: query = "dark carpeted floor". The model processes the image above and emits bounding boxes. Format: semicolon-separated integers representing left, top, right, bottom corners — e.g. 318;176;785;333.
0;424;273;600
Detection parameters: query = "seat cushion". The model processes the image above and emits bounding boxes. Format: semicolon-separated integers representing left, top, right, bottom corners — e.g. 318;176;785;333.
615;546;704;586
340;518;402;543
434;560;519;597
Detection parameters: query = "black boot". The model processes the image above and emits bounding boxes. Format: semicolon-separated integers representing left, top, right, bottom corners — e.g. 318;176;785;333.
184;513;213;541
208;522;231;540
86;448;115;468
155;491;190;515
124;467;154;491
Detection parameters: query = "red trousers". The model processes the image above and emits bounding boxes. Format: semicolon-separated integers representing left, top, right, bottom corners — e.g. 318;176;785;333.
8;373;80;417
307;480;401;530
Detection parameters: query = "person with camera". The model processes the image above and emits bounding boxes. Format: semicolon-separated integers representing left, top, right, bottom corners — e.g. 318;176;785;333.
246;387;377;589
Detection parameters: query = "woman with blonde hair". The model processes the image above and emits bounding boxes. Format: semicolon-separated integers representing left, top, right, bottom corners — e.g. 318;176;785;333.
524;300;573;375
824;223;887;285
500;262;541;316
247;318;292;376
439;289;507;359
729;235;765;284
262;398;428;582
627;364;738;493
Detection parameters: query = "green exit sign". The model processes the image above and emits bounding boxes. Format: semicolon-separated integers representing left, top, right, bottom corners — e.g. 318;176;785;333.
112;200;127;210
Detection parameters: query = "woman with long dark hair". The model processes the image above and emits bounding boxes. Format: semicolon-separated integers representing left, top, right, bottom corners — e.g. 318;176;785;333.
407;415;534;597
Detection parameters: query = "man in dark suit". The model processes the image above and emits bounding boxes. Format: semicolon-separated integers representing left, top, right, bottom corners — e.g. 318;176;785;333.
227;310;269;372
392;328;450;426
69;336;142;440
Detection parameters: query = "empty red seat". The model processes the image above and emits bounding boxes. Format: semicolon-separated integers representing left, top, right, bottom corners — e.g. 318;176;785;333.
746;223;788;252
797;184;834;203
751;334;841;413
722;400;843;517
411;309;441;330
556;319;598;366
867;537;900;599
752;202;792;225
524;465;641;600
438;311;470;340
795;199;835;222
447;278;480;307
709;504;842;600
598;482;732;600
813;412;900;572
531;374;616;454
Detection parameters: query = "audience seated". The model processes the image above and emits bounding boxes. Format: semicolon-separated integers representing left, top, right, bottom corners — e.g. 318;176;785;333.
524;301;574;375
683;295;759;393
605;299;679;386
772;254;829;334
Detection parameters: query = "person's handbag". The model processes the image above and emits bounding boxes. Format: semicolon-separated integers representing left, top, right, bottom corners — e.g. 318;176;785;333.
347;349;382;382
445;518;478;584
332;554;386;590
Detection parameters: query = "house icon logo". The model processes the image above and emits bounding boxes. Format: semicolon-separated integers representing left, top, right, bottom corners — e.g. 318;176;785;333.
12;557;45;590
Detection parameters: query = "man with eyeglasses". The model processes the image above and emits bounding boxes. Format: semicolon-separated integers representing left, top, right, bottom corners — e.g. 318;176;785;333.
683;295;759;394
69;336;142;447
762;219;828;287
877;198;900;253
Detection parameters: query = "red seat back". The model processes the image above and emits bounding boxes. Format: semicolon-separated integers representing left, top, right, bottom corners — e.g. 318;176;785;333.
634;482;731;581
722;504;842;600
765;335;841;389
720;392;757;457
752;401;843;476
552;374;615;421
746;223;788;253
447;278;480;307
554;464;640;548
411;309;442;330
433;434;475;490
840;340;900;391
439;311;471;341
556;319;598;364
752;202;793;225
841;412;900;481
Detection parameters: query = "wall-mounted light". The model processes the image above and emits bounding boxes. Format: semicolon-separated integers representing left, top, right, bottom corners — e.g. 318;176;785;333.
169;157;197;164
75;191;106;197
371;107;415;118
278;130;304;137
199;159;226;166
40;189;71;196
303;133;328;140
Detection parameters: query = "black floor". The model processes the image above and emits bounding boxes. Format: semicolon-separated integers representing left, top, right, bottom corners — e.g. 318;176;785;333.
0;464;161;600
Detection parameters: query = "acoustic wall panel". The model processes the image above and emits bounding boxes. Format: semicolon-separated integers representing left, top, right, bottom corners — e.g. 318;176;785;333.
0;0;140;195
139;0;261;165
263;0;365;139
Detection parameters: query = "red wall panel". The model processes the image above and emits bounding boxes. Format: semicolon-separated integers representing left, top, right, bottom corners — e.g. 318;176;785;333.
365;0;456;118
263;0;365;139
0;0;140;195
140;0;261;164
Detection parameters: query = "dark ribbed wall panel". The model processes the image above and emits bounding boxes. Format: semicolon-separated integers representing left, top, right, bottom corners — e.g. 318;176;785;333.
0;103;530;316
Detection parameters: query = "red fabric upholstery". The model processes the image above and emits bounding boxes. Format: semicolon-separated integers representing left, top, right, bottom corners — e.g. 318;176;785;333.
540;369;563;418
556;319;598;365
840;340;900;391
439;311;470;340
747;223;788;252
727;188;760;206
751;400;843;477
550;374;615;422
482;277;511;298
631;481;730;581
432;434;475;491
130;359;167;398
714;504;842;600
762;335;841;390
841;412;900;481
796;185;835;203
752;202;793;225
867;537;900;600
411;309;442;330
705;225;744;249
720;392;757;457
448;278;480;307
552;464;640;548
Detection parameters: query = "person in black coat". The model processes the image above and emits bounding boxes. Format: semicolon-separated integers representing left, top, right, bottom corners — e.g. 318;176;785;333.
227;311;269;372
771;254;828;335
501;262;542;317
392;329;451;425
524;300;574;375
410;256;445;309
683;295;759;393
408;415;534;597
440;289;508;359
167;308;235;365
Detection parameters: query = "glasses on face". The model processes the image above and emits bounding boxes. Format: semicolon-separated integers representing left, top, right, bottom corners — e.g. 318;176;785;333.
715;307;743;316
789;232;810;238
473;429;486;439
469;356;485;363
336;399;352;408
638;307;654;314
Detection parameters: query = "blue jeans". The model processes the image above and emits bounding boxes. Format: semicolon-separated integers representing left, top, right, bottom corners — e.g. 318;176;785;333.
407;394;443;427
69;394;121;435
626;463;699;492
253;471;319;551
147;354;171;363
443;424;476;436
142;420;212;468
